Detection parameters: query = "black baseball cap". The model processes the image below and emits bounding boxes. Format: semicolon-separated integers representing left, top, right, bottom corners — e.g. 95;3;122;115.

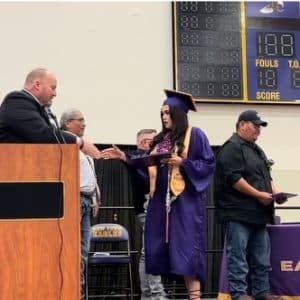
238;110;268;127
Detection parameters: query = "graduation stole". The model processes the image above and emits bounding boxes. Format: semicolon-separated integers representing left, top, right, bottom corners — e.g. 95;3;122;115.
149;126;192;198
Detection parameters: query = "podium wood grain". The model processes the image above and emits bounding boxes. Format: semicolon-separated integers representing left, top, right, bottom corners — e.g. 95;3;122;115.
0;144;80;300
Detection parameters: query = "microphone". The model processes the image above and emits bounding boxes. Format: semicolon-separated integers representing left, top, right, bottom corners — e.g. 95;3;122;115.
45;106;61;129
44;106;56;120
44;106;66;144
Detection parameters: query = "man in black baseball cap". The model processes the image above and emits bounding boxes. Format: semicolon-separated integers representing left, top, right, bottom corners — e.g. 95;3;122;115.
237;110;268;127
215;109;281;300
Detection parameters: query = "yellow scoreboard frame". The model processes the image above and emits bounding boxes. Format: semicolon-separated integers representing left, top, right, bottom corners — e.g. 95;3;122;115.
173;1;300;104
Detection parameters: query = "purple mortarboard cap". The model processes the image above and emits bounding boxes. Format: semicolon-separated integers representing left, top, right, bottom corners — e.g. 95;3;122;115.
163;89;197;113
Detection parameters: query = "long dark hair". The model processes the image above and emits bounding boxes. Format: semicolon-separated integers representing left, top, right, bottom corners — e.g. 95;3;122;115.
150;106;189;156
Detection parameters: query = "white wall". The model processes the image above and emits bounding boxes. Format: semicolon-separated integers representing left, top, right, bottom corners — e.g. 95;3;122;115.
0;2;173;143
1;2;299;217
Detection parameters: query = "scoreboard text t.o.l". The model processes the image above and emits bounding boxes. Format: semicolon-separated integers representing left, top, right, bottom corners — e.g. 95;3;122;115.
173;1;300;104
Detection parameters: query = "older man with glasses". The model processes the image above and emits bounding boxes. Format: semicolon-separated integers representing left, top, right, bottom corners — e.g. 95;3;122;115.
60;108;100;300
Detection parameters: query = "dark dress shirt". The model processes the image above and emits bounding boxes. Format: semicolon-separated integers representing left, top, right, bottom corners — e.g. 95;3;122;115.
215;133;274;225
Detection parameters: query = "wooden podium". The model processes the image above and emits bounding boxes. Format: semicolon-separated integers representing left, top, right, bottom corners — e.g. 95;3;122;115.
0;144;80;300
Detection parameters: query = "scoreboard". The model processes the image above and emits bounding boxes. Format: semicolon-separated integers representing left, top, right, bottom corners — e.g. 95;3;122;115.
173;1;300;104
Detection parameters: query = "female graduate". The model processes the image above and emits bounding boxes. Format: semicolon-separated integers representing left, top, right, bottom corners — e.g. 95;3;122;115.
145;90;215;300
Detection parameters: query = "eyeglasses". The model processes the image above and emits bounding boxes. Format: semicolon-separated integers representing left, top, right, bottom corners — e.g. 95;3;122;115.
69;118;85;122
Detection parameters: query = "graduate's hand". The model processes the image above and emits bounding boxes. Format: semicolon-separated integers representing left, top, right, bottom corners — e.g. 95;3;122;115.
99;145;126;161
166;155;183;167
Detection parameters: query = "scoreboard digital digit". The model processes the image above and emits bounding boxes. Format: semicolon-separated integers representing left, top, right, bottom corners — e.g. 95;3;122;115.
173;1;300;104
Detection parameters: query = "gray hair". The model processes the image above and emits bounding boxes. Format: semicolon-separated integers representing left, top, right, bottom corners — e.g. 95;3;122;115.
136;128;157;144
60;108;81;130
136;128;157;139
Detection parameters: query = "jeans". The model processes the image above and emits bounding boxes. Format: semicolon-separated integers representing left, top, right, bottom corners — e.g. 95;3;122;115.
226;221;271;300
137;213;169;300
81;195;92;300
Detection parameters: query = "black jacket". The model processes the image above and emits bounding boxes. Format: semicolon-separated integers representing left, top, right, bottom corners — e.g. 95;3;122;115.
0;90;76;144
215;133;274;225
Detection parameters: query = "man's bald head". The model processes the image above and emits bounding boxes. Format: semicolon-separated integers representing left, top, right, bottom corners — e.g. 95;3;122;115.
23;68;57;106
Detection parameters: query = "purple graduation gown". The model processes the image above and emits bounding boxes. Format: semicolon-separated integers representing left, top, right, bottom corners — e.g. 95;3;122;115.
144;127;215;284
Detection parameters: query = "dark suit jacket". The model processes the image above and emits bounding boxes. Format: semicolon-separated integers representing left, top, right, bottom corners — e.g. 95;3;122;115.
0;90;76;144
